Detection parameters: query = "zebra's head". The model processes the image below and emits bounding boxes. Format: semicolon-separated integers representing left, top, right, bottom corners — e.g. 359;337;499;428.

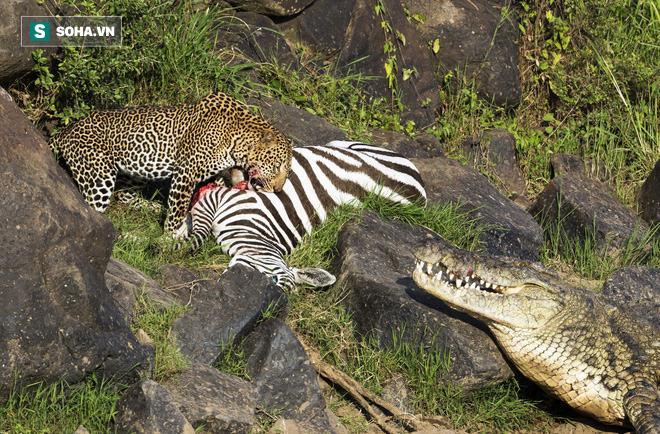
228;254;336;291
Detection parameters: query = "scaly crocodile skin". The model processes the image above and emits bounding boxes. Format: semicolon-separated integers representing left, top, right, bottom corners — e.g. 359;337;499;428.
412;237;660;433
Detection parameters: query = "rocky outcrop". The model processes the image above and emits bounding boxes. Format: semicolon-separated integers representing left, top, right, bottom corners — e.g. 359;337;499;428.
244;318;340;431
463;129;529;209
0;0;61;84
335;211;515;390
638;158;660;227
114;379;195;434
0;87;148;396
226;0;315;16
105;258;176;323
412;156;544;261
368;129;431;158
405;0;522;107
601;265;660;328
163;363;260;432
530;172;650;258
336;0;442;127
248;95;348;147
171;265;289;365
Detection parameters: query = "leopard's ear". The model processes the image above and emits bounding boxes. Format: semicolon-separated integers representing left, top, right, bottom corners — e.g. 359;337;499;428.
262;129;276;145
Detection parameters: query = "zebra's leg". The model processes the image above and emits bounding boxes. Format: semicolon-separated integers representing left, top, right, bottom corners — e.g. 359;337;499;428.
226;254;297;290
292;267;336;288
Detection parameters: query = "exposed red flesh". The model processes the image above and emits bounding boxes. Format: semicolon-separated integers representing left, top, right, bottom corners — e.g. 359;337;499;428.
191;183;220;207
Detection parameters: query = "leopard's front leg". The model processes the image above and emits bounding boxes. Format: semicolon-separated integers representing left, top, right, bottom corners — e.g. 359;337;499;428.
165;168;198;237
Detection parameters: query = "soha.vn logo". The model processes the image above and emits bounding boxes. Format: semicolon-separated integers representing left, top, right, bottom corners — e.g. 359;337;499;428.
30;22;50;41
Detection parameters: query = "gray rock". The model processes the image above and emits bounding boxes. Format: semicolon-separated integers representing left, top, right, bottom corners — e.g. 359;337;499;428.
114;379;195;434
601;265;660;305
530;172;650;258
0;87;148;397
225;0;315;16
171;264;289;365
164;363;259;433
336;211;514;390
412;156;543;261
156;263;217;306
414;133;445;158
337;0;442;127
463;129;529;209
105;258;176;323
0;0;61;84
550;153;587;178
601;265;660;328
214;12;298;69
369;129;430;158
406;0;521;107
244;318;338;431
638;158;660;227
248;95;348;147
269;414;349;434
550;153;613;183
276;0;354;57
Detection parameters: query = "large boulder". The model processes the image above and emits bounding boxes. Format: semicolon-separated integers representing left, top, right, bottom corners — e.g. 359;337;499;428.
214;12;298;69
248;95;348;147
0;0;61;85
601;265;660;328
368;129;430;158
335;211;514;390
405;0;522;106
225;0;315;16
163;363;260;432
638;158;660;227
337;0;442;127
530;172;650;258
276;0;354;58
0;87;148;395
244;318;342;432
114;379;195;434
170;265;289;365
412;156;543;261
105;258;177;323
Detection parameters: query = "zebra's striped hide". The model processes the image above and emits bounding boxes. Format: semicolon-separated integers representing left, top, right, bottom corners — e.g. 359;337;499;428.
180;141;427;289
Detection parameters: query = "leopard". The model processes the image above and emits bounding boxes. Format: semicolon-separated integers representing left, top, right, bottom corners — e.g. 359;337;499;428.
49;92;293;236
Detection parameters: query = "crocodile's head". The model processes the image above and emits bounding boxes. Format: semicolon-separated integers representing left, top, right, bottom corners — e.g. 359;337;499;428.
412;237;568;330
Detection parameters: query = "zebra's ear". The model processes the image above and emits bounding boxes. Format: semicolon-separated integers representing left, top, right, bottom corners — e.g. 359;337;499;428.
294;267;336;288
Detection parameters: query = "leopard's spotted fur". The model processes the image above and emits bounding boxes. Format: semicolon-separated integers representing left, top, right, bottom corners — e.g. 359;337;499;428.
49;92;292;235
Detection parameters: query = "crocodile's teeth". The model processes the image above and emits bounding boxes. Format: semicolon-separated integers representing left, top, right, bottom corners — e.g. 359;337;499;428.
416;261;423;272
434;270;443;280
470;282;477;289
427;263;433;274
480;280;484;285
457;279;464;287
465;276;471;282
449;273;455;281
485;282;491;288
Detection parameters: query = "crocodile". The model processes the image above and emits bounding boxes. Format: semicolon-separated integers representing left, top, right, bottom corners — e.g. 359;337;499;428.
412;237;660;433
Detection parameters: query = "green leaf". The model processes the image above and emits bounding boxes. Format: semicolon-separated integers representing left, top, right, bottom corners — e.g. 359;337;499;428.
542;113;555;122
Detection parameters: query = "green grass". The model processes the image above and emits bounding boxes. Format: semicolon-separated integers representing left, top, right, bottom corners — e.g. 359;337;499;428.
130;293;189;382
6;0;660;431
0;374;122;433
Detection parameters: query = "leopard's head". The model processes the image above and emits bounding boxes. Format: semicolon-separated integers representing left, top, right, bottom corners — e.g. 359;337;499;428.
234;126;292;192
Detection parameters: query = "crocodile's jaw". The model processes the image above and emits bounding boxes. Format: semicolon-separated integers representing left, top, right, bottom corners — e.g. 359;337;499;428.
412;238;564;329
412;237;633;426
